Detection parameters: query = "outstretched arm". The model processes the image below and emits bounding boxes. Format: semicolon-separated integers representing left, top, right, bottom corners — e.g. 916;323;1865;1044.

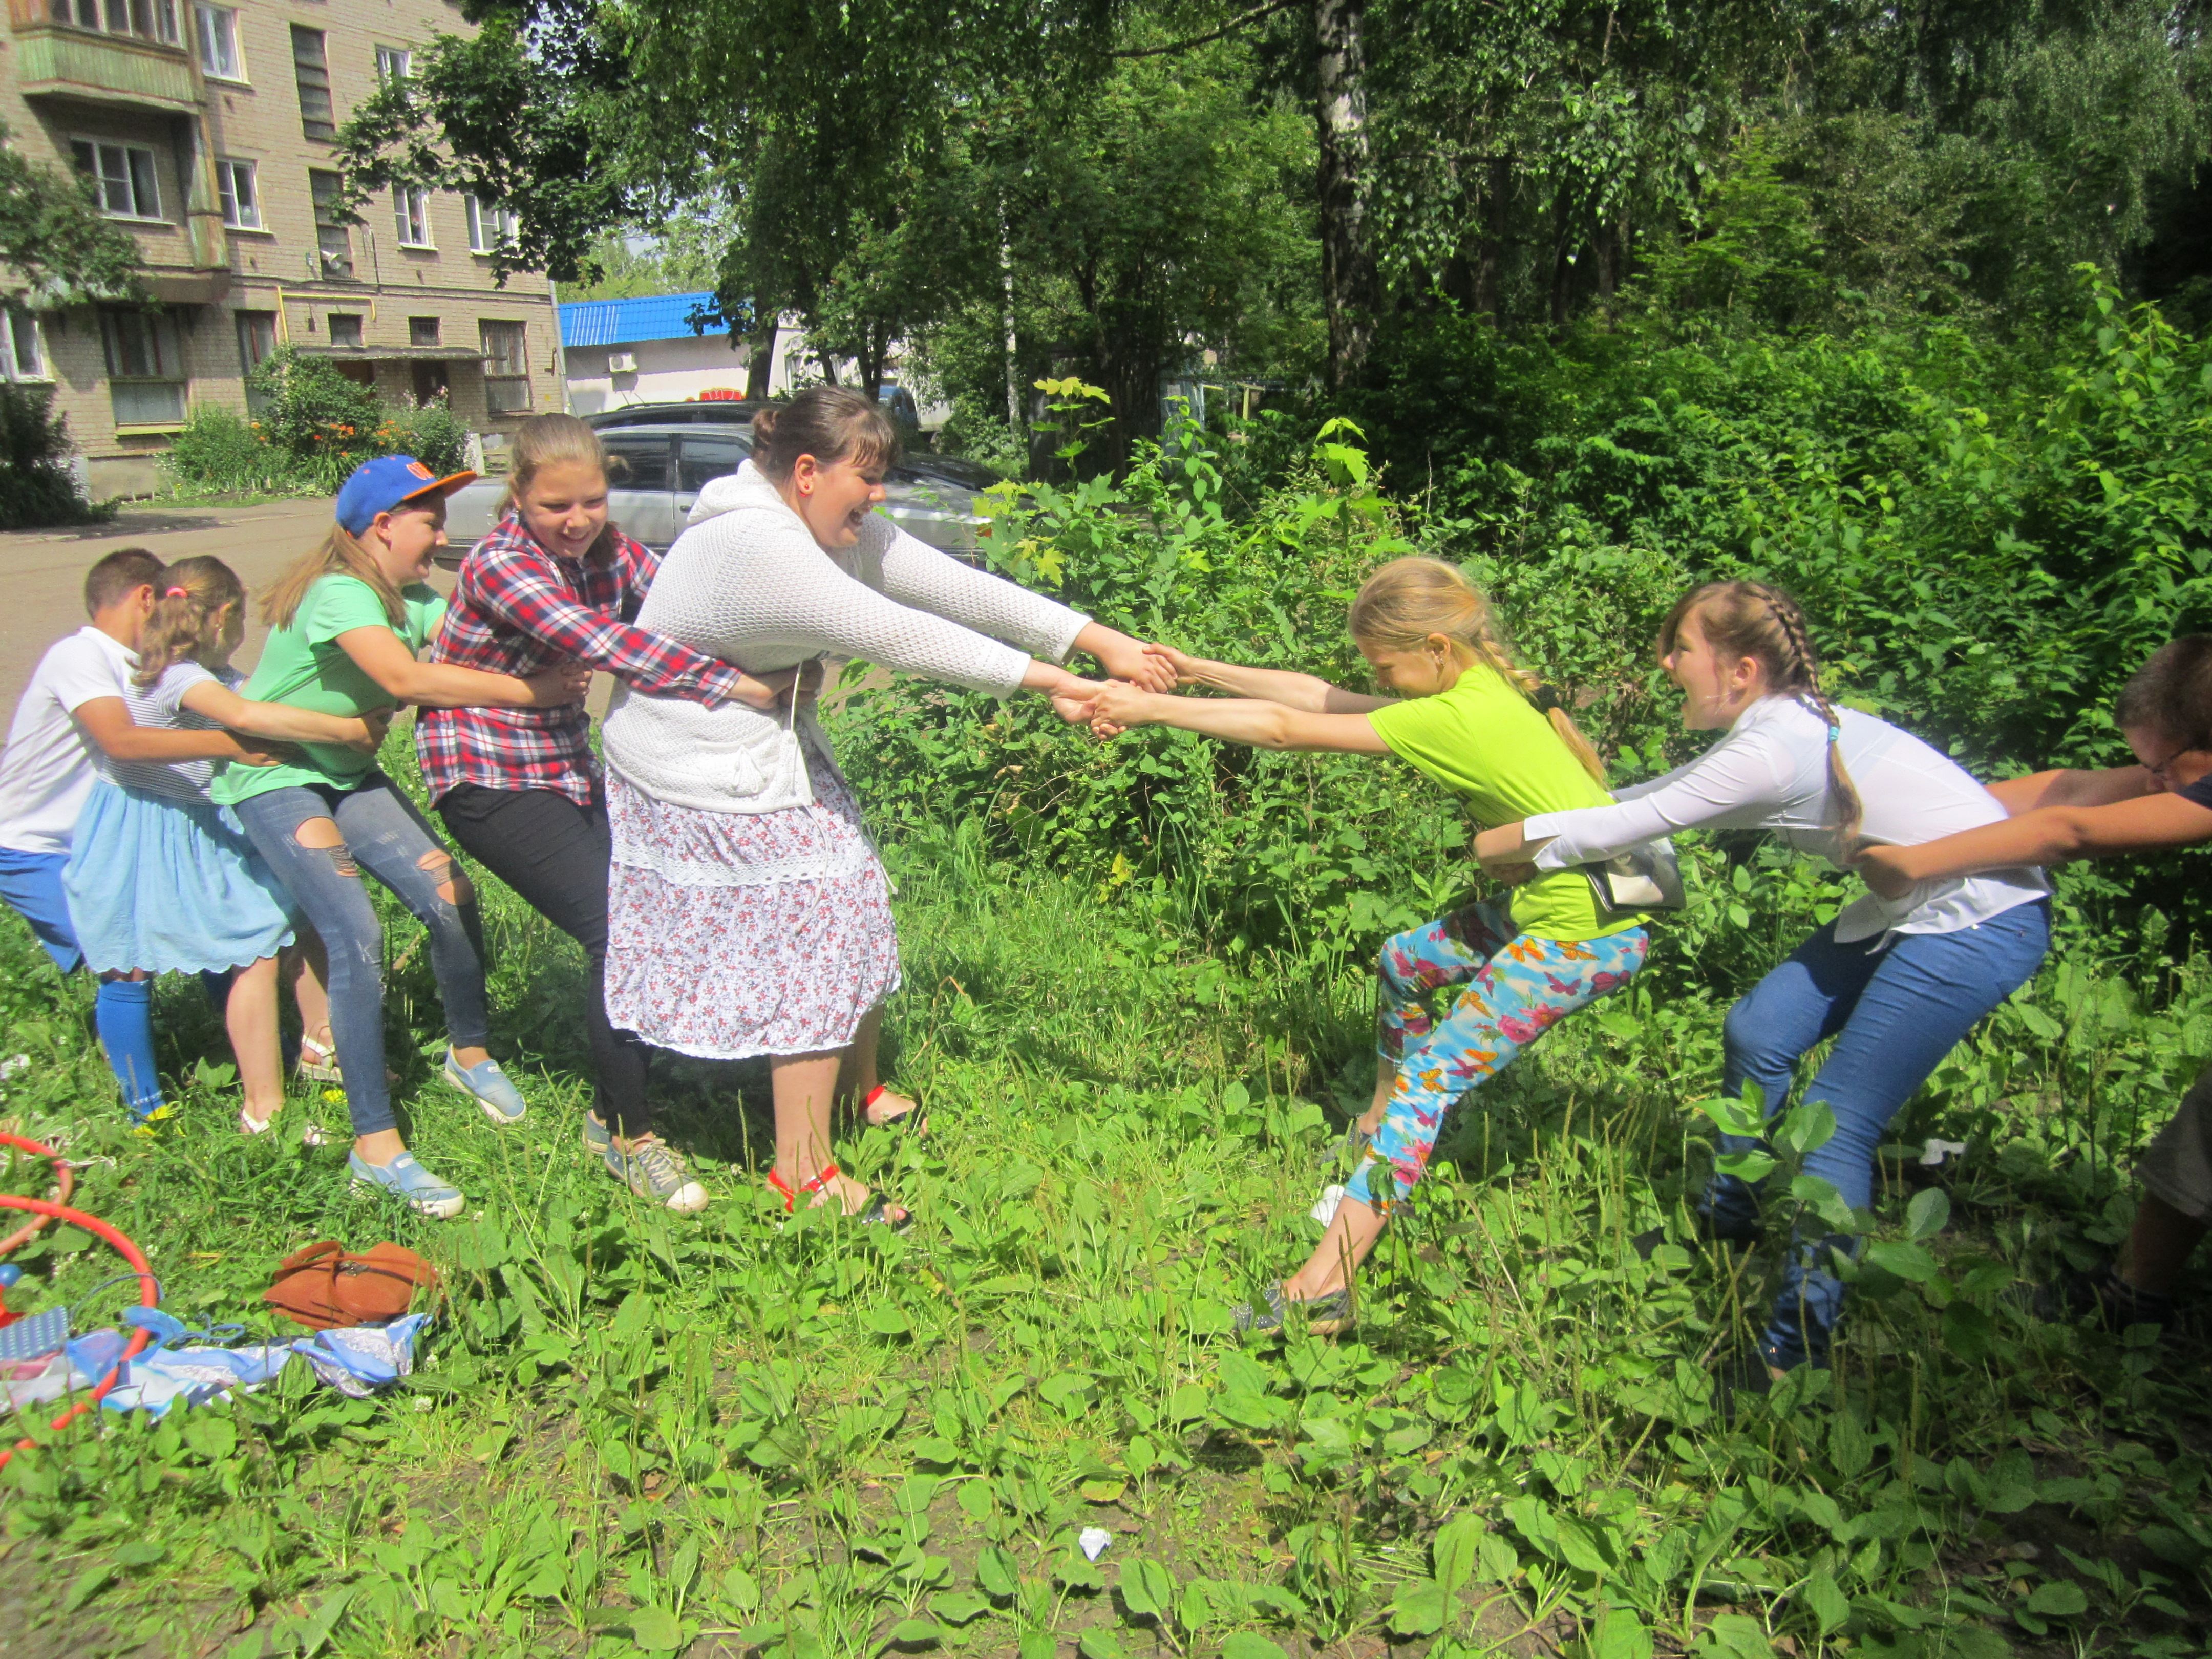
1079;682;1390;753
178;679;386;753
71;697;270;764
1856;792;2212;898
1984;764;2155;816
335;626;589;711
1143;643;1391;713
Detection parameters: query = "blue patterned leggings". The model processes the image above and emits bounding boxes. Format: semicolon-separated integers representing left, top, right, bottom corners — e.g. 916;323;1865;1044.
1349;901;1649;1209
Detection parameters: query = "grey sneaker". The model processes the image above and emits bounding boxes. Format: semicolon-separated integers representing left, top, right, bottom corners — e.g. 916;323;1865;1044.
348;1150;465;1219
1233;1282;1353;1336
443;1050;528;1126
601;1130;708;1214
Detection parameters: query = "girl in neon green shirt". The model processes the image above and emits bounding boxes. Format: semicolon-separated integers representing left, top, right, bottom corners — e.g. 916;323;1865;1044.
1080;557;1648;1334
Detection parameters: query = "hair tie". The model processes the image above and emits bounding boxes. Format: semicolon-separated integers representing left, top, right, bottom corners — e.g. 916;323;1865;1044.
1826;723;1842;743
164;586;187;598
1530;684;1565;715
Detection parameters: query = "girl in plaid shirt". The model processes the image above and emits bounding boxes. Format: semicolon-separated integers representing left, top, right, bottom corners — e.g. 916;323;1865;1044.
420;414;790;1211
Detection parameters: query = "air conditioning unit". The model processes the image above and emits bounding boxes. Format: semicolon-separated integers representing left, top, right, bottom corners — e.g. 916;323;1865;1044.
319;251;354;280
607;350;637;373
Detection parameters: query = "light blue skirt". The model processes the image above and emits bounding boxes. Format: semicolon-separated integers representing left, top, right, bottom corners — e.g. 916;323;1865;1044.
62;782;297;976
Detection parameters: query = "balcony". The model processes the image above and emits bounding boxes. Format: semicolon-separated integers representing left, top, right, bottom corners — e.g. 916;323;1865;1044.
9;0;200;113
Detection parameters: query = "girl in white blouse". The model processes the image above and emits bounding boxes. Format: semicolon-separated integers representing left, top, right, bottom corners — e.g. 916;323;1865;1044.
1477;580;2049;1377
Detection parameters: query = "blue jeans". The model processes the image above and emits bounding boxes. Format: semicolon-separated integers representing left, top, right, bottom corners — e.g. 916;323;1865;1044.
1708;899;2050;1370
231;774;490;1138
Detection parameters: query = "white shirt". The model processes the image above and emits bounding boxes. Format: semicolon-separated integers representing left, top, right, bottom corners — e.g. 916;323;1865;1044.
604;461;1089;815
96;662;227;802
0;627;137;855
1522;695;2048;942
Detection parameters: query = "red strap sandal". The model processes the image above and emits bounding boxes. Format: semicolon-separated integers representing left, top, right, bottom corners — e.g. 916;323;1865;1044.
860;1084;927;1136
765;1161;912;1231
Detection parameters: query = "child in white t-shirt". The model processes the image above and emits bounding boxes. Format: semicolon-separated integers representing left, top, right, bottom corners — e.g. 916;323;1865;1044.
0;548;274;1121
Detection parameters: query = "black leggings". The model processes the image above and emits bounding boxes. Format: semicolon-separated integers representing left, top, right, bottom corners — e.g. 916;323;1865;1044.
436;783;654;1136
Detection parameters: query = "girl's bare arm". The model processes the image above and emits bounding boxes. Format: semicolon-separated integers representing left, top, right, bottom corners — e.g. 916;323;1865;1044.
1144;643;1391;714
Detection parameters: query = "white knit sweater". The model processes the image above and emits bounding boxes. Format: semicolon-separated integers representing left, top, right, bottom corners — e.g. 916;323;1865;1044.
602;461;1090;814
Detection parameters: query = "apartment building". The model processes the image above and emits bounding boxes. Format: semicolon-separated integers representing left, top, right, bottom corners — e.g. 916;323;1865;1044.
0;0;564;496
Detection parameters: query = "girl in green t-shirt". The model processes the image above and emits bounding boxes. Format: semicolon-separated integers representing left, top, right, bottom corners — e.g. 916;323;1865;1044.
1078;558;1648;1335
222;460;589;1219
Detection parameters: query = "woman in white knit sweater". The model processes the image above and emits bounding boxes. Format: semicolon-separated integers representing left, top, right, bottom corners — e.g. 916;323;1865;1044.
601;387;1168;1224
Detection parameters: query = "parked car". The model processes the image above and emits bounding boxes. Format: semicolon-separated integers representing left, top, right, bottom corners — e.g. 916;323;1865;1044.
440;419;992;564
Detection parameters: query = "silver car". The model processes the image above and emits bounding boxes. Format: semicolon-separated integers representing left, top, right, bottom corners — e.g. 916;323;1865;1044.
440;423;991;562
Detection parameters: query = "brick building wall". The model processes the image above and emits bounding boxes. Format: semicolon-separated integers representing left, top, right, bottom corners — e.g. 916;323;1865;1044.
0;0;564;497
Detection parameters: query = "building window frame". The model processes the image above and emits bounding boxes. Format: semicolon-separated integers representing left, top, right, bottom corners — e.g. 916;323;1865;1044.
480;320;532;414
308;169;354;279
2;308;50;384
101;307;188;430
374;44;411;86
49;0;181;46
69;137;164;223
393;186;434;250
291;24;335;143
464;195;518;256
408;315;441;348
216;157;261;230
193;4;244;80
326;313;364;349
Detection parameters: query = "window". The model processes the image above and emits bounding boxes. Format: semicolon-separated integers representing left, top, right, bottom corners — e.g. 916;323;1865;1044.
326;313;364;349
308;170;352;278
2;309;48;382
50;0;179;44
408;315;440;347
235;310;275;374
480;320;531;413
70;139;161;221
216;158;259;230
194;5;242;79
601;434;671;492
102;309;186;427
291;26;334;142
678;435;746;494
465;195;518;255
375;45;410;86
393;186;433;249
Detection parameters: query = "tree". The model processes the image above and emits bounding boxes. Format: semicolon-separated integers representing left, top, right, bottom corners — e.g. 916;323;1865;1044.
0;117;142;300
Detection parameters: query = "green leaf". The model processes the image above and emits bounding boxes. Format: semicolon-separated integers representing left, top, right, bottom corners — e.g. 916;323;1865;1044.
1221;1636;1291;1659
931;1591;989;1626
719;1565;761;1613
628;1608;684;1650
1906;1186;1952;1241
1942;1300;1994;1363
1803;1568;1849;1634
1433;1512;1486;1594
891;1618;946;1646
1389;1579;1449;1636
2024;1579;2088;1617
1120;1558;1176;1620
975;1545;1019;1599
1077;1629;1125;1659
1864;1240;1941;1282
61;1566;114;1613
863;1304;913;1336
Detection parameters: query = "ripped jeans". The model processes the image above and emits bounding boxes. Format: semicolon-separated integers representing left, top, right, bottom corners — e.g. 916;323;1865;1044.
232;774;490;1137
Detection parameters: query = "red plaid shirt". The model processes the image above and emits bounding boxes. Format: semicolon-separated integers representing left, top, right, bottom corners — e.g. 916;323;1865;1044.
415;510;745;804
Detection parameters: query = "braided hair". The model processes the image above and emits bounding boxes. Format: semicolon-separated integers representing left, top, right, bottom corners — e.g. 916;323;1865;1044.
1348;557;1606;784
1658;580;1863;846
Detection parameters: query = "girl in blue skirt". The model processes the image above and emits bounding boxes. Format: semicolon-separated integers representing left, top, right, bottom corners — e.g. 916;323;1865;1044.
62;557;384;1134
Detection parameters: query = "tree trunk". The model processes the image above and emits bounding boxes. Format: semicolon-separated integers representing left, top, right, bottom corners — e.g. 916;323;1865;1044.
1474;155;1510;321
816;342;840;386
1315;0;1376;391
1548;188;1577;327
745;314;779;400
1000;210;1022;432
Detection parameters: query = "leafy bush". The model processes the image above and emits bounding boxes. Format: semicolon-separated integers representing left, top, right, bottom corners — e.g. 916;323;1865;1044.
0;382;106;530
244;346;387;492
380;396;469;475
158;403;299;497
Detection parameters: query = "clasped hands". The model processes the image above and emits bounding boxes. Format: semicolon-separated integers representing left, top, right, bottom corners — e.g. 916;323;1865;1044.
1050;641;1192;732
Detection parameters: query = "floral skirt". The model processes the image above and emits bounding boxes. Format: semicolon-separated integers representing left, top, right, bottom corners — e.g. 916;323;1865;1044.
603;747;901;1060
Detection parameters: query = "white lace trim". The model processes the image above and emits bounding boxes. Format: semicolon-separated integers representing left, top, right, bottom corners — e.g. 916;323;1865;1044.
609;834;878;890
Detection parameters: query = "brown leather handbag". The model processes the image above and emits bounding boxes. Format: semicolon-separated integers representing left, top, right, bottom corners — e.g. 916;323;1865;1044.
264;1241;439;1330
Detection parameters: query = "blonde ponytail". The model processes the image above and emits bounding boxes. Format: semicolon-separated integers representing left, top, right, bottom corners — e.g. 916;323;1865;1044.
1349;557;1606;785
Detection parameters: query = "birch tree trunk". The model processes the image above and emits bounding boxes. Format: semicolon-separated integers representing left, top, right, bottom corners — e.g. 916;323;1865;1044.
1314;0;1376;390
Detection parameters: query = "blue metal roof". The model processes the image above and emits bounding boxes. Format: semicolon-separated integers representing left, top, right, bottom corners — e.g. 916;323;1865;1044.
560;290;729;349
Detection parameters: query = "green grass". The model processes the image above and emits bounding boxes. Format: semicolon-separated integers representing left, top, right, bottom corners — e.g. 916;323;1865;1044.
1;803;2209;1658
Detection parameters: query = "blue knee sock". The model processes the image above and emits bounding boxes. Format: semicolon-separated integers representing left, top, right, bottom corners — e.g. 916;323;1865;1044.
93;978;164;1120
